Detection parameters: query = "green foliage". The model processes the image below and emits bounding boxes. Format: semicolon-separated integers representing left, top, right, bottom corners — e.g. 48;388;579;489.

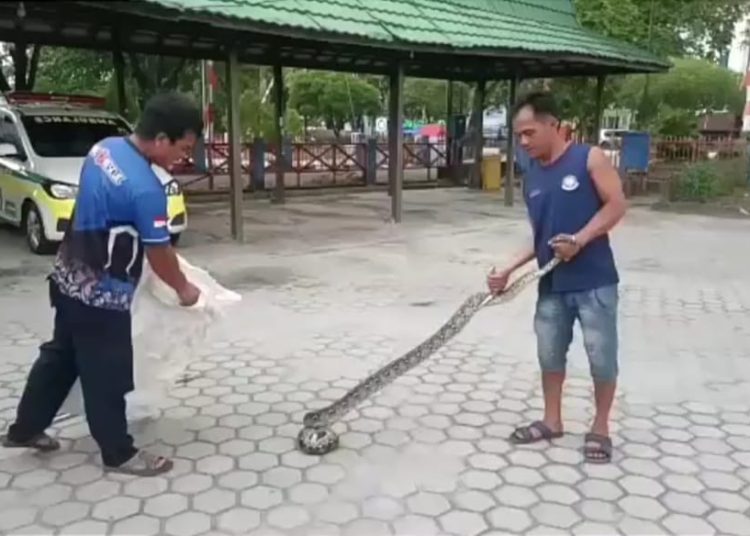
287;71;380;134
650;106;697;137
617;57;744;130
573;0;749;61
674;158;748;202
34;47;112;95
675;162;724;202
239;87;303;140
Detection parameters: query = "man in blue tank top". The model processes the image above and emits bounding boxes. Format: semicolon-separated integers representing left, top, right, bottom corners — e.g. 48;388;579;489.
488;92;627;463
2;93;203;476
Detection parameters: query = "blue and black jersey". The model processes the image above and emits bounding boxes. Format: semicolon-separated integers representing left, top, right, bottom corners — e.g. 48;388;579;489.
51;137;170;311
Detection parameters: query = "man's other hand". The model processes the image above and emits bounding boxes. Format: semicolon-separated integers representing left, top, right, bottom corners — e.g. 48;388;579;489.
487;267;511;295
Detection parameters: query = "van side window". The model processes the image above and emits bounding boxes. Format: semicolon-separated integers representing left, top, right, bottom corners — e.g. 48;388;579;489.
0;115;26;158
0;115;21;147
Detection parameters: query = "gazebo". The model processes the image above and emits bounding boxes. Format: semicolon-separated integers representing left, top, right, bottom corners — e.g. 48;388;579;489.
0;0;668;241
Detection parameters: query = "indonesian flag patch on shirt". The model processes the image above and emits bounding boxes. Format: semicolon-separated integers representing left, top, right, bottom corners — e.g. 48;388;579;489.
154;216;168;229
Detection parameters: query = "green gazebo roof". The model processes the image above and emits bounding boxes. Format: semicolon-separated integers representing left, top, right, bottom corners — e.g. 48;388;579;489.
0;0;669;79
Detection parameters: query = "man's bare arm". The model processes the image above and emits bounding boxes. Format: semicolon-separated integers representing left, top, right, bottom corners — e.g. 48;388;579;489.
575;146;627;246
501;245;536;274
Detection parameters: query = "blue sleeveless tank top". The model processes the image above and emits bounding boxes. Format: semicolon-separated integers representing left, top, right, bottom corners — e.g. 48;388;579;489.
522;143;619;294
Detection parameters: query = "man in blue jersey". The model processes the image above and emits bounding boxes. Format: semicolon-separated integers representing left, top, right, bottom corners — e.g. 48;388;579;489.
488;92;626;463
2;92;203;476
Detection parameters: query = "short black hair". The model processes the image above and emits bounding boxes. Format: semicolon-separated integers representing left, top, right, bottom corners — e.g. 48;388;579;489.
512;91;560;122
135;92;204;142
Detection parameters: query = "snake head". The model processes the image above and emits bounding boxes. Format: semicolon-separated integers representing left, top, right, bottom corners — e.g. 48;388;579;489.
303;412;324;427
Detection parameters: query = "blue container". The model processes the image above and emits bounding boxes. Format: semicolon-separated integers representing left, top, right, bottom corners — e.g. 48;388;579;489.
619;131;651;173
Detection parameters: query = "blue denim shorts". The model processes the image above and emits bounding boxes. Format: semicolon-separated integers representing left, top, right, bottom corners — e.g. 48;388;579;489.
533;285;619;382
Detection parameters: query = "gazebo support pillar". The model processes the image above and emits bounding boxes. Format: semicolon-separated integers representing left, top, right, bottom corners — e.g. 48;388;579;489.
226;46;244;242
388;61;404;222
446;81;454;169
504;75;518;207
470;79;486;188
272;63;286;204
594;74;606;144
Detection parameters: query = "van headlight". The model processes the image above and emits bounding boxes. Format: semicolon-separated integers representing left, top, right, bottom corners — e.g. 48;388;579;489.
165;180;182;196
45;182;78;200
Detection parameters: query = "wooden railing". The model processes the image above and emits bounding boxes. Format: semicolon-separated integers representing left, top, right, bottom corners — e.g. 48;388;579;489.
171;141;448;192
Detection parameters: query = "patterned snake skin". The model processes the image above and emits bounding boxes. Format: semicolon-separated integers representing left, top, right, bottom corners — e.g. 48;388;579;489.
297;258;561;455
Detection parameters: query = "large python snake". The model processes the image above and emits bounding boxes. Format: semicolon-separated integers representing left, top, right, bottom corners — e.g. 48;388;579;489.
297;257;561;455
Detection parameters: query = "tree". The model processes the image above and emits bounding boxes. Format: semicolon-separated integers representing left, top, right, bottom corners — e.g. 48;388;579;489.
404;79;447;121
287;71;381;136
0;42;41;91
34;47;112;95
126;54;200;110
616;57;744;135
573;0;750;61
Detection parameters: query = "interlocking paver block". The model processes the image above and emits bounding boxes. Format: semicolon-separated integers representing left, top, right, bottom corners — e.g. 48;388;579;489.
112;515;161;536
620;475;665;498
538;483;581;505
708;510;750;536
218;507;262;533
700;470;745;491
704;490;750;512
29;483;73;507
194;488;237;514
144;493;188;518
267;505;311;530
461;469;502;490
662;491;710;515
454;490;496;512
407;492;451;516
440;510;488;535
618;496;667;520
362;496;405;520
41;501;90;527
316;500;359;524
487;506;534;532
0;507;36;532
122;477;167;498
241;485;283;510
218;470;259;490
663;514;717;536
165;511;211;536
171;473;214;494
91;496;140;521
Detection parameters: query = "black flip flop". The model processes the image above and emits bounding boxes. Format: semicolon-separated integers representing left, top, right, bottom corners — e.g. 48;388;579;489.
509;420;563;444
583;432;612;464
1;432;60;453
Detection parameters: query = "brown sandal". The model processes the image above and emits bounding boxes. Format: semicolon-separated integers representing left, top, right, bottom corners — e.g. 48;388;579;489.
583;433;613;464
509;420;563;444
1;432;60;452
105;451;174;477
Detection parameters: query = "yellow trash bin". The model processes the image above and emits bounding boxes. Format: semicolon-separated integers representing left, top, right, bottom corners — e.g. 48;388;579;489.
481;155;502;191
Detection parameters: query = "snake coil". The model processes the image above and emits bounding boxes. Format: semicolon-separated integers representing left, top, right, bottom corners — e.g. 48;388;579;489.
297;258;560;455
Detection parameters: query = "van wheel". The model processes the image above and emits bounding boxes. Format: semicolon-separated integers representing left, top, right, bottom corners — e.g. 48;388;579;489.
170;233;181;247
23;202;56;255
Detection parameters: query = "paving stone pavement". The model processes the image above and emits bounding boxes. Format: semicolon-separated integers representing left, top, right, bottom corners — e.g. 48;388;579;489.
1;190;750;535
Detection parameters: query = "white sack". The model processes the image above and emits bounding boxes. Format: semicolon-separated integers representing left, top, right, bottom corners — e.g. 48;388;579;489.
60;255;241;420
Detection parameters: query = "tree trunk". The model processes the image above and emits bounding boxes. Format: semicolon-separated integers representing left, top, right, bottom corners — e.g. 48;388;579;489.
26;45;41;90
0;70;10;92
12;43;29;90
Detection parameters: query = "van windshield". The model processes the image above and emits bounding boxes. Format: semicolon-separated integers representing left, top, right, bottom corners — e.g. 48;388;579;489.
21;114;131;158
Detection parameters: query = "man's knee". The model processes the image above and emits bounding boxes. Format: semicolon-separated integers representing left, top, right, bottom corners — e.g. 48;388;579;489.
534;295;572;373
578;286;619;382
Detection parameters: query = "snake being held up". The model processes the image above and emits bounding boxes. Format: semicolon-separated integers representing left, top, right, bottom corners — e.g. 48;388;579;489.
297;257;560;455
